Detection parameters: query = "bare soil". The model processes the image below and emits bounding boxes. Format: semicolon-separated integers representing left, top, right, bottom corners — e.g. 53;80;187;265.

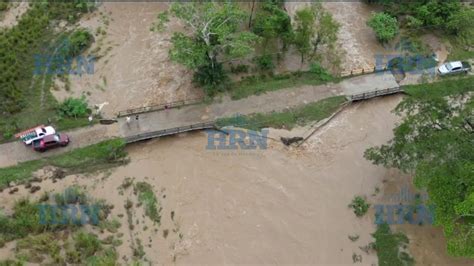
0;1;29;29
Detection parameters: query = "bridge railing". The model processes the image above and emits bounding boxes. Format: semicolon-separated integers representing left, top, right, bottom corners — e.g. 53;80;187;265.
341;65;388;77
125;121;216;143
117;97;204;117
349;87;403;101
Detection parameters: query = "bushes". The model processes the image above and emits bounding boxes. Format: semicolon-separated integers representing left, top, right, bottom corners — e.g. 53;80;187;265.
57;96;90;119
348;196;370;217
309;62;332;81
0;1;8;11
74;232;101;257
64;29;93;57
230;64;249;74
134;182;161;225
372;224;414;266
446;7;474;48
367;12;399;43
254;54;275;72
193;62;229;97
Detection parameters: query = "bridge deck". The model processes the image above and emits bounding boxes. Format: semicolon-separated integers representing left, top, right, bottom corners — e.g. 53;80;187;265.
347;87;403;101
125;122;216;143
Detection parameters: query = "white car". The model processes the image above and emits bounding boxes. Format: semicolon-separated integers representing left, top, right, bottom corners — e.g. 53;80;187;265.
19;126;56;145
438;61;471;75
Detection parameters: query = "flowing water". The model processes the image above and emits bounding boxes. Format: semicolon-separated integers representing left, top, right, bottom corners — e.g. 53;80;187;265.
2;95;472;264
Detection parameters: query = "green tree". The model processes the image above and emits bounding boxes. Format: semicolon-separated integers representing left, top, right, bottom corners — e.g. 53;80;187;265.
310;3;340;56
446;7;474;47
367;12;399;43
66;29;93;57
364;78;474;258
292;5;340;64
414;0;461;28
155;2;259;96
293;8;315;63
252;1;293;48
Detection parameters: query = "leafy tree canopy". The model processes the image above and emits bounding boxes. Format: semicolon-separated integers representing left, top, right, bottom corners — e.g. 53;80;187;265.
367;12;399;43
166;2;258;68
365;77;474;258
293;7;316;63
252;1;293;45
154;2;259;95
292;4;339;64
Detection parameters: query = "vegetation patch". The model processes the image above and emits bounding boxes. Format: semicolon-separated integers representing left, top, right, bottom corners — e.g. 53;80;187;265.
153;2;340;99
446;37;474;61
231;68;336;100
403;75;474;98
372;224;414;266
0;138;127;189
216;96;346;131
134;181;161;225
365;76;474;257
348;196;370;217
0;1;95;142
0;187;121;264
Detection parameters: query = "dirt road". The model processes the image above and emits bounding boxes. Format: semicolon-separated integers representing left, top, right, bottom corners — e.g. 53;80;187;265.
0;70;408;168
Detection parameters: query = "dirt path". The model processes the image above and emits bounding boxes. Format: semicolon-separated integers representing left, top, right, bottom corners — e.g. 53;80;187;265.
0;124;119;168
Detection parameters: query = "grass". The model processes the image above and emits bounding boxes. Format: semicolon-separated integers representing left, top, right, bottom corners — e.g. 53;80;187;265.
230;71;338;100
134;181;161;225
216;96;347;131
446;37;474;61
403;75;474;98
0;138;127;189
372;223;414;266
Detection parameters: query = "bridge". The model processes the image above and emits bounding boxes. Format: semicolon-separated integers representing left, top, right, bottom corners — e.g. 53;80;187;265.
118;71;405;144
0;71;406;168
347;86;403;101
125;121;216;143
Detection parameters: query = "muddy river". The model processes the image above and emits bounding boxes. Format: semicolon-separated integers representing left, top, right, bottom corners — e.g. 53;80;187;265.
2;95;472;265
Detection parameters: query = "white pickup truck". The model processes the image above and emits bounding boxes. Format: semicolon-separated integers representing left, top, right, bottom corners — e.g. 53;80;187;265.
438;61;471;75
16;126;56;145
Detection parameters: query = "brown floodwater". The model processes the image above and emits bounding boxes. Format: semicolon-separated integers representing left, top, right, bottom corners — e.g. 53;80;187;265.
2;95;472;265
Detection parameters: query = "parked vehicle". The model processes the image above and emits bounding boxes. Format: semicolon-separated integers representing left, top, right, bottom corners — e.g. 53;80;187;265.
438;61;471;75
16;125;56;145
32;133;70;152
